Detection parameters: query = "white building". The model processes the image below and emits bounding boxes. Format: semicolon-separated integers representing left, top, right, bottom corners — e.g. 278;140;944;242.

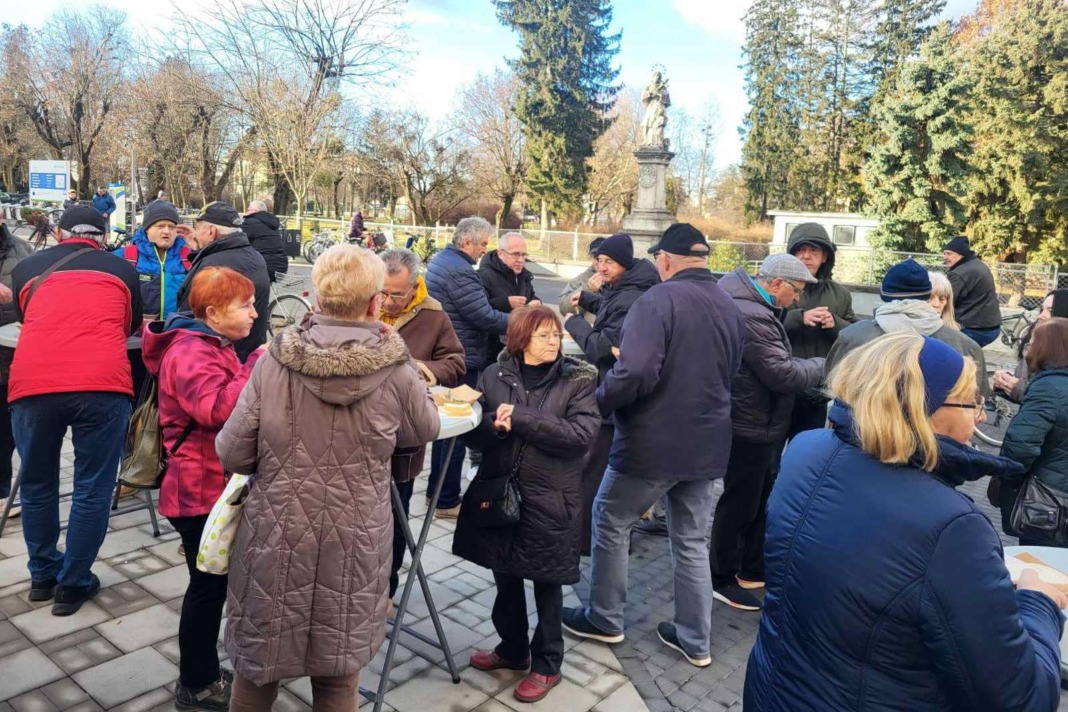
768;210;880;248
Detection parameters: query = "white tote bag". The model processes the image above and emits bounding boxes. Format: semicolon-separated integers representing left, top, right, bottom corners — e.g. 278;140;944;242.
196;473;252;575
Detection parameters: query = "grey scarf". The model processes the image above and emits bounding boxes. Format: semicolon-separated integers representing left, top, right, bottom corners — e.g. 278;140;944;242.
874;299;944;337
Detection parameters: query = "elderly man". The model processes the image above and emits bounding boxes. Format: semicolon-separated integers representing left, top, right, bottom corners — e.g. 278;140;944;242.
243;199;288;282
942;236;1002;346
177;201;270;362
62;190;78;210
425;216;509;516
711;254;825;611
563;224;746;669
478;231;540;366
114;200;191;320
559;237;606;324
91;186;116;229
9;205;142;616
379;248;465;609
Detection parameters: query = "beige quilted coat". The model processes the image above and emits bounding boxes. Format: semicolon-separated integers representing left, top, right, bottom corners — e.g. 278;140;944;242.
216;315;440;686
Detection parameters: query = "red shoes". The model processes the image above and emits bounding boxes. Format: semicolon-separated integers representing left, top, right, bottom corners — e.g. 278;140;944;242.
469;650;530;672
514;673;562;703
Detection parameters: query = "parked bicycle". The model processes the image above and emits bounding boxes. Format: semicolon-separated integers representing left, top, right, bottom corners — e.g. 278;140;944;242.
267;271;312;336
302;229;342;265
405;232;439;264
1000;308;1037;352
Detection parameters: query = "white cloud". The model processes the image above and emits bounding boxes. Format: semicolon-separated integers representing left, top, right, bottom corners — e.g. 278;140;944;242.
672;0;750;42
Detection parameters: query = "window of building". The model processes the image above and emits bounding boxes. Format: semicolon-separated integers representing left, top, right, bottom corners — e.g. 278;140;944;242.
832;225;856;246
785;223;800;240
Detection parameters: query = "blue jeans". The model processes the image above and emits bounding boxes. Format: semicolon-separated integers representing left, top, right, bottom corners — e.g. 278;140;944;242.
586;467;716;656
12;392;131;587
428;369;480;509
961;326;1001;348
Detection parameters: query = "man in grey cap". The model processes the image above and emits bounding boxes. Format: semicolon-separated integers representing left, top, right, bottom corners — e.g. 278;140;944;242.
711;253;825;611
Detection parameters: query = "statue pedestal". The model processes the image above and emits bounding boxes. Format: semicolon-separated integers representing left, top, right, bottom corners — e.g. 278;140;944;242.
623;147;676;254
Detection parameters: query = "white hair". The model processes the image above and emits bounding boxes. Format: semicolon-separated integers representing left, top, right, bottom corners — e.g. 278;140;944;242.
499;231;525;251
59;227;105;245
248;200;268;213
380;248;422;285
215;225;241;236
452;216;493;247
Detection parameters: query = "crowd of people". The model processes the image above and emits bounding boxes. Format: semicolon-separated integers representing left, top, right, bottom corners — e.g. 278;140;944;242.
2;201;1067;711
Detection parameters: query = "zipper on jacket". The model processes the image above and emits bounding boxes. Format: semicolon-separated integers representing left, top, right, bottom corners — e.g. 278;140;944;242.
156;246;166;320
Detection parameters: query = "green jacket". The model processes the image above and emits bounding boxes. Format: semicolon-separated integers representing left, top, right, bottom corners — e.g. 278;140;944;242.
782;229;857;360
1001;368;1068;493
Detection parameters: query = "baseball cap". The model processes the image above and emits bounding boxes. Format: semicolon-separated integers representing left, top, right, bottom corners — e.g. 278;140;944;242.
647;223;709;256
59;205;106;236
195;201;244;228
757;253;818;284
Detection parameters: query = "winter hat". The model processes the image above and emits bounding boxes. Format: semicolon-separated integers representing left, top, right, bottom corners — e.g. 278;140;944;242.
588;237;606;256
195;201;244;228
595;233;634;269
917;336;965;414
788;223;834;253
58;204;106;236
141;200;180;231
1050;289;1068;319
880;259;933;302
942;236;973;257
757;253;818;284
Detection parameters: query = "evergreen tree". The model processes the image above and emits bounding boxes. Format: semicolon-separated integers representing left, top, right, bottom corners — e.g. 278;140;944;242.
495;0;621;218
964;0;1068;263
863;23;972;251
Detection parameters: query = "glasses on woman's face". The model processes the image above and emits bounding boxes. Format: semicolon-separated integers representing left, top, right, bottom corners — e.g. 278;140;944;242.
532;332;563;343
942;396;986;419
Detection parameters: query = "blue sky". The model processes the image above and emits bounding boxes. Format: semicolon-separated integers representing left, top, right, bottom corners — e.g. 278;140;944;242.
8;0;980;169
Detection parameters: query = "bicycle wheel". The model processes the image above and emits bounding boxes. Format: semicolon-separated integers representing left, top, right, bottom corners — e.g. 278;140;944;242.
971;427;1003;449
268;294;311;335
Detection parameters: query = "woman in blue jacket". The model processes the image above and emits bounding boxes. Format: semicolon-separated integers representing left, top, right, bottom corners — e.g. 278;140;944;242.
745;332;1066;712
113;200;190;320
1001;317;1068;545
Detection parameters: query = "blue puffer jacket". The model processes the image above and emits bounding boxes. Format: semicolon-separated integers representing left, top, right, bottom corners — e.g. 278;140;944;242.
113;228;191;319
425;245;508;371
92;192;116;216
745;401;1063;712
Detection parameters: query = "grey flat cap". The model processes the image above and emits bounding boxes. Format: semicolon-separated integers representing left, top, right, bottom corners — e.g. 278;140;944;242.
757;252;818;283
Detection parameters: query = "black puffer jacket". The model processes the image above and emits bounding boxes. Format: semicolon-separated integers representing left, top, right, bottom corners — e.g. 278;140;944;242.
453;353;600;584
0;225;33;382
242;211;288;282
479;250;538;365
783;226;857;360
565;259;659;381
948;253;1001;330
718;268;824;444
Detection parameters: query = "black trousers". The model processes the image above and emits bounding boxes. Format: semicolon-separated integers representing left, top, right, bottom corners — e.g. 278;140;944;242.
788;394;829;439
0;382;13;499
580;424;614;556
492;572;564;676
169;515;229;690
710;440;777;587
389;479;415;599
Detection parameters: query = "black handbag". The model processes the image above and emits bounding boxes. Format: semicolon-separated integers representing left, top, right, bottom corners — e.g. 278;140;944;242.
466;388;550;528
1009;476;1068;545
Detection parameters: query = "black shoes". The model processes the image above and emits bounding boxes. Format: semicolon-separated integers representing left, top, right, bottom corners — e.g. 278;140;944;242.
175;670;233;711
29;578;57;602
713;582;762;612
635;517;669;536
657;622;711;667
52;573;100;617
561;607;625;644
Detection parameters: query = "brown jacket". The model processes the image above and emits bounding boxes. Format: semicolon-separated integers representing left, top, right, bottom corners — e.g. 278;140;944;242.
389;294;465;482
217;315;440;686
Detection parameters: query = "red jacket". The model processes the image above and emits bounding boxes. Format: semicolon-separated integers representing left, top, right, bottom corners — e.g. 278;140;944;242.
141;317;263;518
10;239;143;402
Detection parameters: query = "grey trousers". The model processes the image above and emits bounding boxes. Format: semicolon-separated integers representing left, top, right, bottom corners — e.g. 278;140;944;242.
585;467;716;655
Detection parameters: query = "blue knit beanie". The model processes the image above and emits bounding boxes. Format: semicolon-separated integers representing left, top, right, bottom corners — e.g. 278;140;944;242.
917;337;965;414
880;259;933;302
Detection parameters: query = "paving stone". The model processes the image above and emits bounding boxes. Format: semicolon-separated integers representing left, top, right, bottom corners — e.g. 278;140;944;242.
0;648;66;702
40;679;90;709
273;688;312;712
90;563;127;590
48;647;95;676
493;677;599;712
591;681;648;711
8;688;59;711
152;636;180;665
72;647;178;709
94;603;180;653
91;582;157;618
145;542;186;567
122;564;188;602
95;529;162;560
459;667;518;698
77;636;122;665
386;667;488;712
54;705;101;712
0;555;30;586
107;687;173;712
560;652;610;686
571;640;624;673
111;555;170;581
402;615;486;666
10;603;109;644
473;701;514;712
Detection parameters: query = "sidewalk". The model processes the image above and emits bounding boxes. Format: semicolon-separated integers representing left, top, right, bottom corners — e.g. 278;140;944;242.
0;440;647;712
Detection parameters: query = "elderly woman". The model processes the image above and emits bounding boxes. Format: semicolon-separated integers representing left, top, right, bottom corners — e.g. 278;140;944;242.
141;267;264;711
928;271;959;330
993;289;1068;402
744;332;1065;711
1001;317;1068;545
216;244;439;712
453;305;600;704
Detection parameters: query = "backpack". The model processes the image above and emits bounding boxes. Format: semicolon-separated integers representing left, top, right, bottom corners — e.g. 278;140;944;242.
123;244;193;271
118;375;195;489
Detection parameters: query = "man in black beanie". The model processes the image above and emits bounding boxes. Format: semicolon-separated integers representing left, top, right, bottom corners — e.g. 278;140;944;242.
942;236;1001;347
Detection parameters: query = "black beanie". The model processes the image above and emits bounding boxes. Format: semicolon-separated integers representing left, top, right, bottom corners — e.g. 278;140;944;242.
141;200;180;231
595;233;634;269
942;236;972;257
1050;289;1068;319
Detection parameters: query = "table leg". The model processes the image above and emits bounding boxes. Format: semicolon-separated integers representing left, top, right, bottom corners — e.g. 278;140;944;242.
0;466;21;538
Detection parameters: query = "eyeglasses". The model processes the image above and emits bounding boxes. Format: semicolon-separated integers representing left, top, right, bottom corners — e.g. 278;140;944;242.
942;396;986;418
786;280;806;294
532;332;563;343
501;249;529;259
379;287;414;302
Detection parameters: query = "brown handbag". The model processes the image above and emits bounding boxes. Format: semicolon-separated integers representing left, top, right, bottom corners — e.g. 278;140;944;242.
118;375;194;489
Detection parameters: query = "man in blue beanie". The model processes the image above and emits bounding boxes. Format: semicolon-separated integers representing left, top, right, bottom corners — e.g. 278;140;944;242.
942;236;1002;346
825;258;989;394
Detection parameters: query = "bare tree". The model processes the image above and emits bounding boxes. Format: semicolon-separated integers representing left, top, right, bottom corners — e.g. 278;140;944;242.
586;89;642;225
456;69;527;227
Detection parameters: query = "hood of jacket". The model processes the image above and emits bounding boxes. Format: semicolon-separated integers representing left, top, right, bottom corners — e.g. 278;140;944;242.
787;226;837;280
269;314;412;406
141;312;227;375
189;230;252;262
874;299;944;337
607;258;660;294
483;249;533;284
719;267;782;315
829;400;1024;486
243;211;280;231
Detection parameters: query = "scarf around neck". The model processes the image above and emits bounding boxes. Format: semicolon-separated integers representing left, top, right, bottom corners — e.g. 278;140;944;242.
380;276;429;327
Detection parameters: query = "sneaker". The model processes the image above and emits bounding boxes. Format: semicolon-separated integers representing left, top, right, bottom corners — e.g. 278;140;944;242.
561;607;624;644
177;543;186;559
737;575;765;590
29;578;57;602
470;649;530;672
657;622;711;667
514;672;561;703
175;675;232;711
713;582;762;611
635;517;668;536
52;573;100;617
434;505;461;519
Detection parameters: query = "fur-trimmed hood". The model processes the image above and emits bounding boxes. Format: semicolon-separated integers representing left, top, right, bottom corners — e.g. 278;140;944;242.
270;314;412;406
496;350;598;386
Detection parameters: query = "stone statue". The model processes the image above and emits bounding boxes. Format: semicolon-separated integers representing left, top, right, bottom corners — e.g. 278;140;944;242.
640;70;670;148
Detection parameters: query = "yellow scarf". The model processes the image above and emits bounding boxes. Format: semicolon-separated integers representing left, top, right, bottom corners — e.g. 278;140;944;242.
380;276;429;327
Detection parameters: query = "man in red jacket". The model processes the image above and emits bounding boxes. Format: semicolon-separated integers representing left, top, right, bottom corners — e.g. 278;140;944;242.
9;204;143;616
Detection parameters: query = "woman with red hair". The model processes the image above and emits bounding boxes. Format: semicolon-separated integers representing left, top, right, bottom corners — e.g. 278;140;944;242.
141;266;264;711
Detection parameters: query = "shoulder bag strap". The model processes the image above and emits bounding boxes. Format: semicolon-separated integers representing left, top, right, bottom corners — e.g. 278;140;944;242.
23;246;93;315
507;384;554;480
169;420;197;457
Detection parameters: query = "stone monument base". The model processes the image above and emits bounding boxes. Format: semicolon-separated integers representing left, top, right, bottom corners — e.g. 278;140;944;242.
623;210;676;254
623;147;676;255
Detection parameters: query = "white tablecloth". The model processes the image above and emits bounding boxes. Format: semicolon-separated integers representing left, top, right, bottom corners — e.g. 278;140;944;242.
1004;545;1068;678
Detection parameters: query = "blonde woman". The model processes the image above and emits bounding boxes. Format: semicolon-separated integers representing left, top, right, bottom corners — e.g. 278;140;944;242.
928;271;959;330
744;332;1065;711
